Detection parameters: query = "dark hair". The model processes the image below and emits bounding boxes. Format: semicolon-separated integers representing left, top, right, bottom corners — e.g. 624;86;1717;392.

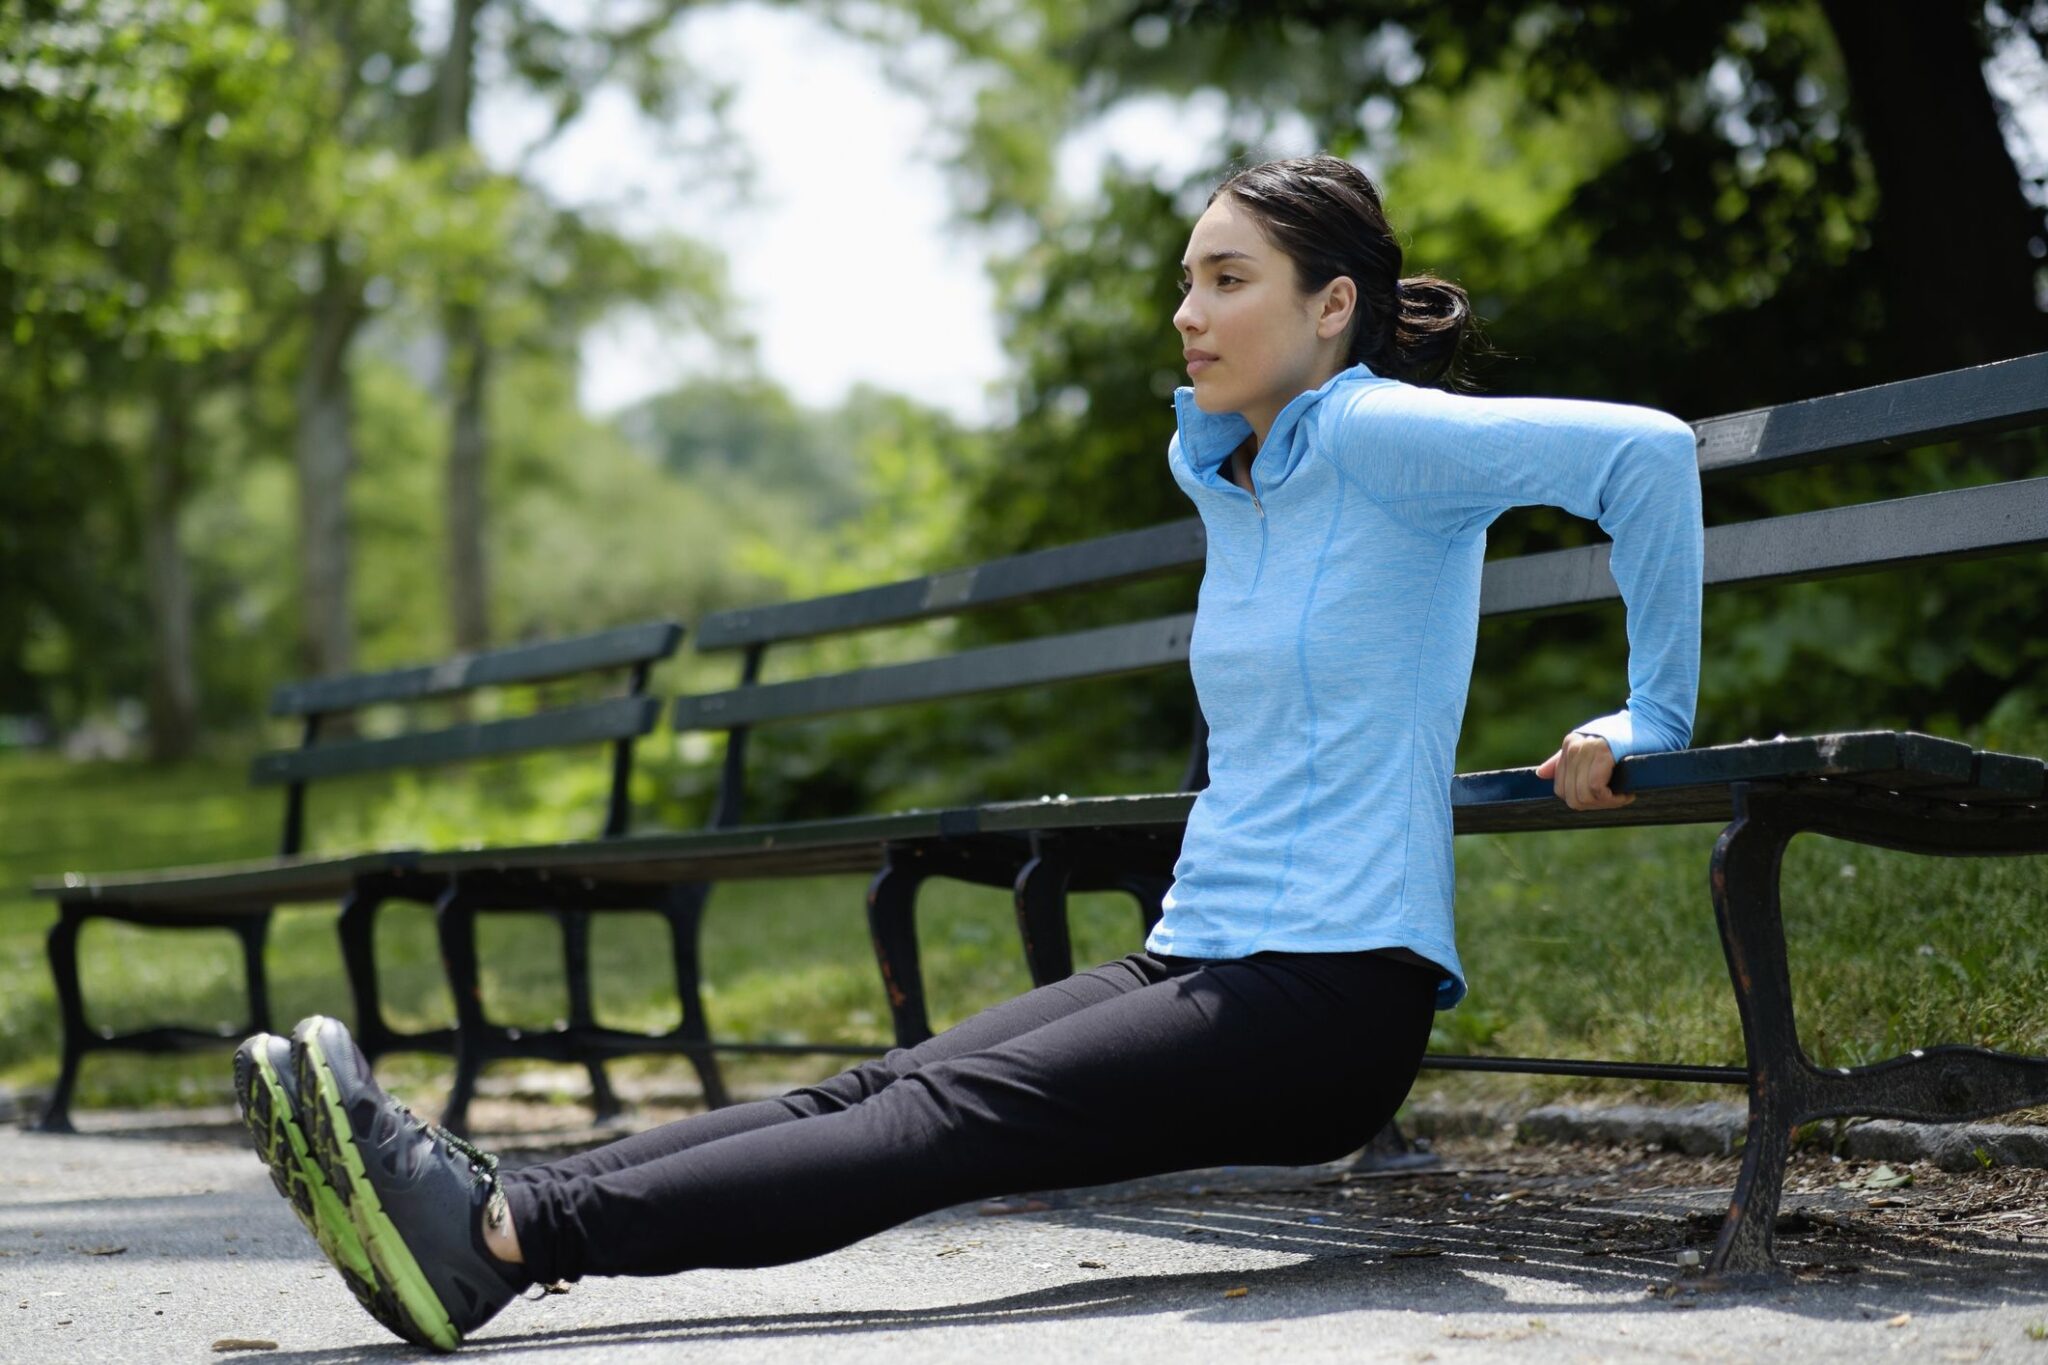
1211;154;1486;391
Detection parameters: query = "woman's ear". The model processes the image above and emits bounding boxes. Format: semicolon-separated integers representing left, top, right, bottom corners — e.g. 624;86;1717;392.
1316;276;1358;341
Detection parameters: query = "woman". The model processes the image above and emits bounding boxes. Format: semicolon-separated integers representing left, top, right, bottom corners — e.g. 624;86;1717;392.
233;153;1704;1352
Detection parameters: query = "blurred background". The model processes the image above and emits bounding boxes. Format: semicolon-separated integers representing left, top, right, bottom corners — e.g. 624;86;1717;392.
4;1;2048;1119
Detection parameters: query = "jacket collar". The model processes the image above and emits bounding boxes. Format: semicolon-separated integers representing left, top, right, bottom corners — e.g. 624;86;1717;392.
1172;361;1380;488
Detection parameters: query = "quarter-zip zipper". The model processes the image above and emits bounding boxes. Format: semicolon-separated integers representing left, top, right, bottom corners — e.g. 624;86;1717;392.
1233;445;1265;518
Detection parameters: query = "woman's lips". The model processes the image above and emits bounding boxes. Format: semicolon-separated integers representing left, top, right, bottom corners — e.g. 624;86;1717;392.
1186;356;1217;375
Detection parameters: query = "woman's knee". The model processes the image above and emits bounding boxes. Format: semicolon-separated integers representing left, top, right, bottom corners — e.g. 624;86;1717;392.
779;1052;910;1115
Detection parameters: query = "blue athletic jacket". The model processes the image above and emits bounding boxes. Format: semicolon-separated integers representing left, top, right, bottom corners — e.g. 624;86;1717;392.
1143;361;1705;1009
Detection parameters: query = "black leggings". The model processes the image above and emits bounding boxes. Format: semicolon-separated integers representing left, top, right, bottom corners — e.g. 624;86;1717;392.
501;948;1439;1283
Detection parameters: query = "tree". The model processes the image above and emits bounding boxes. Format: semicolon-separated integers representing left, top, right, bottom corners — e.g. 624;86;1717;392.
409;0;738;652
0;0;735;750
2;1;331;756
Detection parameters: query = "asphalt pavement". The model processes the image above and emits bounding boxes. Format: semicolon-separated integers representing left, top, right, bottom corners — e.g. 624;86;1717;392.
5;1107;2047;1364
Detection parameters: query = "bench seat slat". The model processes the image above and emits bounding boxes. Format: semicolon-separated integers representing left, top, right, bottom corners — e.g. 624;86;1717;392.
251;696;662;785
411;809;970;885
269;621;682;716
32;851;400;908
972;732;2003;837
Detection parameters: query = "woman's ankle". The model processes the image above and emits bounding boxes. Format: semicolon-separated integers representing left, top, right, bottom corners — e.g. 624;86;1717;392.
481;1186;525;1266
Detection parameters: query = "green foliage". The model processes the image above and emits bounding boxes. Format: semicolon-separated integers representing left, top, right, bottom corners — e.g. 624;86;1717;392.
0;0;734;744
615;374;866;522
0;0;324;720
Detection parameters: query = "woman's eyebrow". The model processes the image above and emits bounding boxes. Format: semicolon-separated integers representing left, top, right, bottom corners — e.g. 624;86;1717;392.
1179;249;1257;273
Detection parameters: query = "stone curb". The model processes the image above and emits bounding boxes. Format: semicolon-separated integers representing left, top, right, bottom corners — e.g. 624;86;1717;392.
1402;1097;2048;1172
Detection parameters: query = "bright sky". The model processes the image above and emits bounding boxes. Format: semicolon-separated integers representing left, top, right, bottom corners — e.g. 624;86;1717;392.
474;5;2048;426
472;2;1236;425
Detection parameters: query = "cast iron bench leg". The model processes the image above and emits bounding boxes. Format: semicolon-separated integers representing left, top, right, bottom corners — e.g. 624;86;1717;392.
41;902;275;1133
867;852;933;1046
661;882;731;1110
436;881;488;1135
338;887;395;1061
38;904;91;1133
1118;872;1170;939
557;907;621;1122
1013;847;1169;988
1708;781;2048;1281
1013;841;1075;987
1705;787;1803;1279
235;911;274;1038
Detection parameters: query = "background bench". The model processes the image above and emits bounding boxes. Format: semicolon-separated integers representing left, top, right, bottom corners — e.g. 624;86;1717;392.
33;622;683;1131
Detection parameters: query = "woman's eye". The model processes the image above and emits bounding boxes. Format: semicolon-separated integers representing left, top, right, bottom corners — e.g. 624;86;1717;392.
1175;278;1191;295
1216;274;1241;287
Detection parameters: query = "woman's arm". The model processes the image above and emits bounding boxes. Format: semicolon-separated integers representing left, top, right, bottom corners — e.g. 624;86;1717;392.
1327;382;1705;765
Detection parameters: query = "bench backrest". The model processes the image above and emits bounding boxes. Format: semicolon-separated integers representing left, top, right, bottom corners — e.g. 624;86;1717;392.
254;621;684;855
673;351;2048;828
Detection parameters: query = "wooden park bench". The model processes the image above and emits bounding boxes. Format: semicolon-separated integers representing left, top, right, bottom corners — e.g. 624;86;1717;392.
590;349;2048;1282
31;622;687;1132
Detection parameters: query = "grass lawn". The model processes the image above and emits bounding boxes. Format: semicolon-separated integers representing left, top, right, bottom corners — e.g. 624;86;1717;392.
2;721;2044;1123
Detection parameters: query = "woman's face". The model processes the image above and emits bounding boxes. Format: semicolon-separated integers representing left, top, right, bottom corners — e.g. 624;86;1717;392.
1174;193;1354;438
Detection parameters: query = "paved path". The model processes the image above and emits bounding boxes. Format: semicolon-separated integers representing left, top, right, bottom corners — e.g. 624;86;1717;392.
5;1111;2047;1363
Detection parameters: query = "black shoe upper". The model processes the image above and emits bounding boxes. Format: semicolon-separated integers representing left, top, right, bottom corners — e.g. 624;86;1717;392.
295;1016;531;1342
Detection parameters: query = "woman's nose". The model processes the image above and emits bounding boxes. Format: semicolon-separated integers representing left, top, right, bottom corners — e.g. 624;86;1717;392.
1173;294;1199;334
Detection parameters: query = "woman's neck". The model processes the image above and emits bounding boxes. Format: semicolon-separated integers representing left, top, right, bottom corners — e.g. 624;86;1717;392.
1241;359;1348;452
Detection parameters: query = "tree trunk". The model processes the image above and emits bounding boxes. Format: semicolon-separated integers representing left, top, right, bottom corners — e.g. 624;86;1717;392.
294;239;363;680
1818;0;2048;378
432;0;493;653
445;308;492;651
430;0;486;152
142;369;199;761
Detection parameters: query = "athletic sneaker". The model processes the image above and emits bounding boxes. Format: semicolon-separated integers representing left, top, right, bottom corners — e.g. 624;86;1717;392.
232;1033;410;1339
291;1014;529;1351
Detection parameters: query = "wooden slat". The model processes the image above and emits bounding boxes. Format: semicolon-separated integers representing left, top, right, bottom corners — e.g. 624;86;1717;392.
1693;349;2048;480
1963;749;2048;803
269;621;682;716
974;792;1197;833
673;614;1194;731
692;521;1205;650
972;732;1989;838
251;697;661;785
1845;745;2047;804
32;851;401;909
410;808;962;884
1483;477;2048;617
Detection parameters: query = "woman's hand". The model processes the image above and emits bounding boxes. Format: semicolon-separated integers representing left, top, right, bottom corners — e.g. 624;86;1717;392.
1534;732;1635;811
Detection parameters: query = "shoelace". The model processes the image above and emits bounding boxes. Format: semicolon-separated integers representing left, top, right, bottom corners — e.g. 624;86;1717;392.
433;1125;501;1185
388;1099;501;1191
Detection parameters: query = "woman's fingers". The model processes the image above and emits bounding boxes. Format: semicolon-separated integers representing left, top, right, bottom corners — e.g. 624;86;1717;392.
1552;732;1635;810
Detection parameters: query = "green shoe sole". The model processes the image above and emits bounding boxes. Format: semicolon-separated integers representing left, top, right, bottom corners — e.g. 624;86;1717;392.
235;1037;411;1340
295;1023;463;1352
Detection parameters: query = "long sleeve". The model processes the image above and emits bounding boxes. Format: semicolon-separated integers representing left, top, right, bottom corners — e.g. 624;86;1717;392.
1324;382;1705;761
